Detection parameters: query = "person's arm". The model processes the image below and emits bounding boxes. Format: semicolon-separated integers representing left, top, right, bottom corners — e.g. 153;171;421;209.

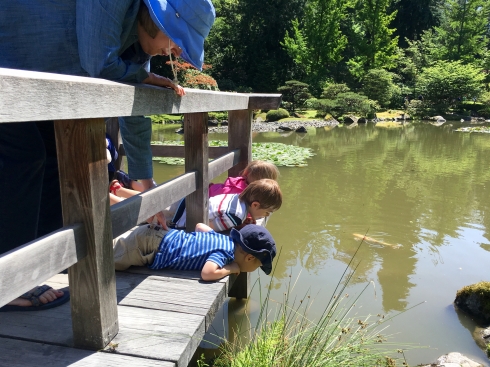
143;73;185;96
195;223;214;232
209;213;243;232
109;193;124;206
201;261;240;281
76;0;149;82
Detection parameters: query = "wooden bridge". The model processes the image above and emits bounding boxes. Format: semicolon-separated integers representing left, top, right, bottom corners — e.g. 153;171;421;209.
0;68;281;366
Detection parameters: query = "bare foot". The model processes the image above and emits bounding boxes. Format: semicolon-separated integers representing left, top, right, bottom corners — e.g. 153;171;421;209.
6;287;64;307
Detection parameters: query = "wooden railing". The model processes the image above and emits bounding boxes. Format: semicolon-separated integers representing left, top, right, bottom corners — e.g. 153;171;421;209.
0;67;281;349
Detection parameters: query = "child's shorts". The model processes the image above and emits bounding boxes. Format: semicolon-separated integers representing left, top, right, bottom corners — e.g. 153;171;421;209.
113;223;169;271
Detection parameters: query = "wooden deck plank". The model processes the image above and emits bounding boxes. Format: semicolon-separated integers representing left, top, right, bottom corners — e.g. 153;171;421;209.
0;337;175;367
115;272;227;328
106;306;205;367
0;270;230;367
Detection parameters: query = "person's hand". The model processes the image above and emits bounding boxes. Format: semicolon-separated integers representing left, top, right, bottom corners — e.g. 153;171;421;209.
171;83;185;96
147;210;169;230
243;217;256;225
233;217;256;230
227;262;241;276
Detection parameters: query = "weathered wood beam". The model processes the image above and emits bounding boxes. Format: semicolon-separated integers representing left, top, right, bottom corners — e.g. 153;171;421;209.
0;223;86;308
248;93;282;110
183;113;209;232
55;118;118;349
110;172;197;238
119;144;229;159
0;68;249;123
226;109;253;299
227;110;253;177
209;149;241;181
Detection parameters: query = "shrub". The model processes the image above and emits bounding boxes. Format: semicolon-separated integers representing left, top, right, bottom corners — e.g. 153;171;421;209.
417;60;484;113
208;111;228;122
362;69;400;108
277;80;312;112
405;99;433;118
266;108;290;121
321;83;351;100
315;92;378;118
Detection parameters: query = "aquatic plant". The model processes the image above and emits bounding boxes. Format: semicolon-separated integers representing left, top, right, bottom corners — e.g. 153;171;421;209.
151;141;315;167
211;240;421;367
455;126;490;133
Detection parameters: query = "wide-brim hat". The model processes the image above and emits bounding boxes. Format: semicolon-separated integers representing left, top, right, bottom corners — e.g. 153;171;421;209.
230;225;276;275
143;0;215;70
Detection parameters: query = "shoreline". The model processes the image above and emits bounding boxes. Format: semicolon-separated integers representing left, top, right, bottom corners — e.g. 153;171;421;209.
209;119;339;133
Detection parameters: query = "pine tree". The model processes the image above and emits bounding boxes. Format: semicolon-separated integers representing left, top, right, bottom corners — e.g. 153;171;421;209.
434;0;490;62
346;0;399;79
390;0;444;47
282;0;348;92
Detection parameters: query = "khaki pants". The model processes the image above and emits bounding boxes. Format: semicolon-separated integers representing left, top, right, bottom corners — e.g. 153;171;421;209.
113;224;169;271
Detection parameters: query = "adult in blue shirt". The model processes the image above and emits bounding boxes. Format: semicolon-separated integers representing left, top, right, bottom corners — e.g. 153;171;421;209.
0;0;215;311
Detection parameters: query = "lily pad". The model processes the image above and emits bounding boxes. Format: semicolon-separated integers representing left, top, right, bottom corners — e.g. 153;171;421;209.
151;140;315;167
455;126;490;133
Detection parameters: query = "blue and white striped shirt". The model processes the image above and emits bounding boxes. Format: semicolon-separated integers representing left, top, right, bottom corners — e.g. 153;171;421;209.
148;229;235;271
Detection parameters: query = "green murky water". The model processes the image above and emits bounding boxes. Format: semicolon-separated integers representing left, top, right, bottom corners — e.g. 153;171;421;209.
151;122;490;366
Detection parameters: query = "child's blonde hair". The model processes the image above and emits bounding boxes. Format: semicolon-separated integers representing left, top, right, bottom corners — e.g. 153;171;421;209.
240;160;279;183
239;179;282;211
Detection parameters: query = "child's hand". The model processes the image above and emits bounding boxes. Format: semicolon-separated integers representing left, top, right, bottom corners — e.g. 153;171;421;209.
171;83;185;96
146;210;169;230
226;262;241;275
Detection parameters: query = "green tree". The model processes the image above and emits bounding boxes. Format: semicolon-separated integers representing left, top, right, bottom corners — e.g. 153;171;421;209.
362;68;400;107
321;83;351;99
417;60;484;112
282;0;348;92
434;0;490;62
390;0;443;47
277;80;312;112
347;0;399;79
207;0;304;92
315;83;379;118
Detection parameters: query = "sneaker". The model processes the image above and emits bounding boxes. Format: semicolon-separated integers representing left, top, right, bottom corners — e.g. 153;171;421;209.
116;170;133;189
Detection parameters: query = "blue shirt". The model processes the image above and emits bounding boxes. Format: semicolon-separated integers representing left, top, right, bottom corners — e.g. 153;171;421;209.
0;0;153;179
0;0;149;82
149;230;235;271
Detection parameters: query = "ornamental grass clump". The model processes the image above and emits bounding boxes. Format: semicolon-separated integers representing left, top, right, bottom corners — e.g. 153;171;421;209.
212;240;420;367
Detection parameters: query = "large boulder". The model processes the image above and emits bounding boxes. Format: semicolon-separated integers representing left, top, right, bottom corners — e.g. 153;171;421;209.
454;282;490;324
295;126;307;133
454;281;490;324
419;352;483;367
343;115;359;124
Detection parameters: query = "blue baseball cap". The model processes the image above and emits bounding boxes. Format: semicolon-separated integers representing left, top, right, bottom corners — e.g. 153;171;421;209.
230;225;276;275
142;0;215;70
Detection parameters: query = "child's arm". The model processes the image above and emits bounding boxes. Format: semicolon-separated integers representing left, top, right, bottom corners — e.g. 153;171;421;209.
201;261;240;281
195;223;214;232
143;72;185;96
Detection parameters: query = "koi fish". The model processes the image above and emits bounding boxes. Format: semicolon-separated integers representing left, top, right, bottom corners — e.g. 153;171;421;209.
353;233;402;249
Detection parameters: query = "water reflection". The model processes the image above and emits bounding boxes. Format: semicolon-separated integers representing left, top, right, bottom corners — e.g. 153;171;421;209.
152;122;490;365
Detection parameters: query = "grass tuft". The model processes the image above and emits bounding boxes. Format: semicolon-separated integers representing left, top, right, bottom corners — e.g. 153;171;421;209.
210;240;421;367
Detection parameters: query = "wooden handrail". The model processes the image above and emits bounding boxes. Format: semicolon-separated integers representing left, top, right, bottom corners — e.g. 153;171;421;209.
0;66;282;350
0;223;86;308
0;68;281;123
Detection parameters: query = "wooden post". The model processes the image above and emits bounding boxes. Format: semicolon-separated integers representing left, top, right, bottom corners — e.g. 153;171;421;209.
184;112;209;232
54;118;118;349
227;109;253;299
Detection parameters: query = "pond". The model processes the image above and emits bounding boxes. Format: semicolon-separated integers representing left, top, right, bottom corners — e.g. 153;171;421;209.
150;121;490;366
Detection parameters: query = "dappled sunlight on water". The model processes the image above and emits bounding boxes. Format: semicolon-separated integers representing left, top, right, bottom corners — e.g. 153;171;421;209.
152;122;490;366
